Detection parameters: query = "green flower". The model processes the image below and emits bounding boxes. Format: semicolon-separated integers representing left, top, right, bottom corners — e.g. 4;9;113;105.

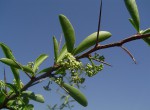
59;53;82;70
85;63;103;77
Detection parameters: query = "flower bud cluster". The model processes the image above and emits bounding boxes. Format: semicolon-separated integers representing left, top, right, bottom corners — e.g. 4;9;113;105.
54;77;63;85
94;53;105;61
71;70;85;84
58;53;84;84
27;62;34;69
58;53;104;83
59;53;82;70
85;63;103;77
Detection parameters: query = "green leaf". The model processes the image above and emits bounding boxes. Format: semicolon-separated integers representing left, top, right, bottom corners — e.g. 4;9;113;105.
54;67;66;75
22;97;29;105
7;100;16;107
140;28;150;46
129;18;137;31
38;67;52;74
73;31;111;55
53;36;59;62
124;0;140;32
57;44;67;62
0;92;6;105
141;28;150;34
22;66;34;74
23;104;34;110
59;14;75;53
33;54;48;73
10;68;20;89
22;91;44;103
0;43;20;89
0;58;20;68
0;58;34;74
62;83;88;107
0;43;15;59
5;83;18;94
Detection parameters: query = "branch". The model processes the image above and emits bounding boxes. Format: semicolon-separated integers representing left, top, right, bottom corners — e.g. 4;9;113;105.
1;33;150;109
76;33;150;59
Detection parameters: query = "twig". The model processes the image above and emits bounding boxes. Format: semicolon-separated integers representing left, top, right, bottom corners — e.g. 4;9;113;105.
121;46;136;64
90;57;112;66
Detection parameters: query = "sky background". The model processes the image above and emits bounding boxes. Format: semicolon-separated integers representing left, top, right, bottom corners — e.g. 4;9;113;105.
0;0;150;110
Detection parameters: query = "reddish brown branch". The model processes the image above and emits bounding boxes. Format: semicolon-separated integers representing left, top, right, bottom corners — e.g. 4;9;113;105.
76;33;150;59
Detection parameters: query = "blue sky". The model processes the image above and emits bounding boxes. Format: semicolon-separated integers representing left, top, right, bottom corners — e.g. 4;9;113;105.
0;0;150;110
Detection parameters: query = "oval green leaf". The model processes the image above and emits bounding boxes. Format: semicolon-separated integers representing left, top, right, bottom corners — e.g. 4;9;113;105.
73;31;111;55
6;83;18;94
0;43;15;59
0;58;34;74
59;14;75;53
62;83;88;107
22;91;44;103
23;104;34;110
57;44;67;62
53;36;59;62
0;92;6;105
38;67;52;74
140;28;150;46
33;54;48;73
124;0;140;32
0;43;20;89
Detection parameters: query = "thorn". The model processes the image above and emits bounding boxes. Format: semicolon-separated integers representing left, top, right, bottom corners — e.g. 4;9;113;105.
95;0;103;47
4;68;7;93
